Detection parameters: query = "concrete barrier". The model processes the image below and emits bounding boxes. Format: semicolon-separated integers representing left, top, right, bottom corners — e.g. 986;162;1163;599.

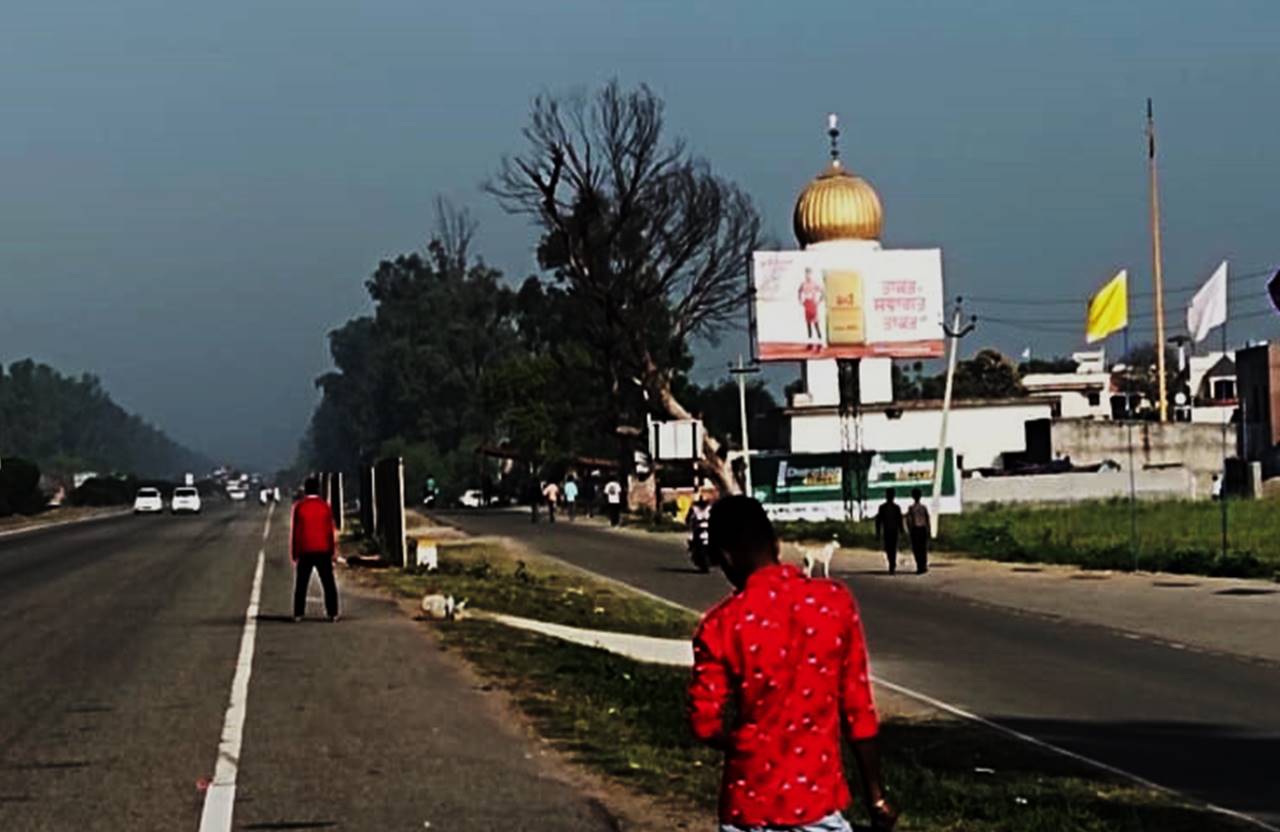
964;468;1196;506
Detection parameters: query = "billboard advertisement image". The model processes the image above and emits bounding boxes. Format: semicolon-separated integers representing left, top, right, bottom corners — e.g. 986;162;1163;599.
752;248;945;361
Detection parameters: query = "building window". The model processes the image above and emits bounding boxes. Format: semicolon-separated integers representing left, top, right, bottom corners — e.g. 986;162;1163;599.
1087;391;1101;406
1212;379;1236;401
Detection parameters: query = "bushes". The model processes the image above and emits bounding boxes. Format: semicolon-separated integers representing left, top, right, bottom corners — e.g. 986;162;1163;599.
71;477;137;507
0;457;46;516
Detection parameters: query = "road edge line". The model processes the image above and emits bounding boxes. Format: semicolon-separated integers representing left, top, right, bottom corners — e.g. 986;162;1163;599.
199;504;273;832
0;508;132;540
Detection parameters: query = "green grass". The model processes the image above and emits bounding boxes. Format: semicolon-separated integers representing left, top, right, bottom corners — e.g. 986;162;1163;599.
434;619;1252;831
372;541;699;639
778;498;1280;579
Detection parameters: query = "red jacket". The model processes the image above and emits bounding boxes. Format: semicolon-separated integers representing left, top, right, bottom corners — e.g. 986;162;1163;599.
688;564;879;827
291;495;335;561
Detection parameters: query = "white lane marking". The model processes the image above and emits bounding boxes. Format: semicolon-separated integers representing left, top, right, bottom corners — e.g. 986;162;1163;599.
199;503;274;832
0;509;132;539
558;557;1280;831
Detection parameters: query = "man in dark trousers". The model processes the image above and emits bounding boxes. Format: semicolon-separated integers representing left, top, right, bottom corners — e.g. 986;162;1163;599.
874;488;907;575
689;496;897;832
906;488;930;575
292;475;339;622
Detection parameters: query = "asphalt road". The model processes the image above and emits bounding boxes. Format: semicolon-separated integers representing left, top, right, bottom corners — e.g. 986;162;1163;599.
442;509;1280;829
0;506;619;831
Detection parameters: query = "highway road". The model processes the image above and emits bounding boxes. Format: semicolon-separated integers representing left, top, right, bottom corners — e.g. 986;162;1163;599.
0;507;619;831
442;510;1280;829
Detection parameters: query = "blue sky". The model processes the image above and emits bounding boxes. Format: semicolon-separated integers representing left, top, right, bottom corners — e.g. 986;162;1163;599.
2;0;1277;467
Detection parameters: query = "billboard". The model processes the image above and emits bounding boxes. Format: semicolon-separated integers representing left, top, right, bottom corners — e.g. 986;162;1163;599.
749;449;960;522
751;248;945;361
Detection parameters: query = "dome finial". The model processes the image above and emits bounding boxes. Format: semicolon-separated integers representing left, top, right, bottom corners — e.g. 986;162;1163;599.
827;112;840;166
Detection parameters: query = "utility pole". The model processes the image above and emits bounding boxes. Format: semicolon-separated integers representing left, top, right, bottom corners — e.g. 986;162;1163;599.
930;297;977;538
729;354;761;496
1147;98;1169;422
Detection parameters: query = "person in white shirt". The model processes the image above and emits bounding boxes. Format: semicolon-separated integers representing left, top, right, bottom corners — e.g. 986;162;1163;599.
603;478;623;527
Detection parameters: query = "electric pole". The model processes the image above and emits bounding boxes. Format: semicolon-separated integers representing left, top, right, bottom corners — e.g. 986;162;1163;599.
930;297;977;537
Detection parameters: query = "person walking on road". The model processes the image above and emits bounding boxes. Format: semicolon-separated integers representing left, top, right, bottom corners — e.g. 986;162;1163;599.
603;477;623;527
542;480;561;524
563;477;579;521
292;475;339;622
874;489;907;575
906;488;930;575
689;495;898;832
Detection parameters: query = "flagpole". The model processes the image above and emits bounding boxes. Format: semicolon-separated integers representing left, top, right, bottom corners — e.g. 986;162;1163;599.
1147;99;1170;423
1124;328;1138;571
1221;323;1229;561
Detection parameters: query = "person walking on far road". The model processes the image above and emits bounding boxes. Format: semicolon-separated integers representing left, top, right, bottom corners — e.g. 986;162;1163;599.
563;477;579;521
292;475;339;622
542;480;561;524
603;477;623;527
906;488;930;575
874;488;907;575
689;496;898;832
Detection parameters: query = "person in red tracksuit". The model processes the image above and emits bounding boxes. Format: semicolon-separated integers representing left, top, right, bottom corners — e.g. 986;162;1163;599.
291;476;339;622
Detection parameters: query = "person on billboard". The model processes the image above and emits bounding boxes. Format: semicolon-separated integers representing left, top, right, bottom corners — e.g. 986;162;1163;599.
688;496;898;832
906;488;930;575
874;489;907;575
797;268;825;350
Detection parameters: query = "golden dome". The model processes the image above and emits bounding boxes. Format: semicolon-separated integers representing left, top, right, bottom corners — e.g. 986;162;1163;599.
793;160;883;246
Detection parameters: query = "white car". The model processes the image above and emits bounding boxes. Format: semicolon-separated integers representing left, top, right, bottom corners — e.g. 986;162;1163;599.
171;486;202;514
457;489;486;508
133;487;164;514
227;486;248;502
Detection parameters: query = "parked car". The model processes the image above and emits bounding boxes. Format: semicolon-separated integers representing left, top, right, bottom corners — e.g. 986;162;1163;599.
133;487;164;514
171;486;202;514
457;489;486;509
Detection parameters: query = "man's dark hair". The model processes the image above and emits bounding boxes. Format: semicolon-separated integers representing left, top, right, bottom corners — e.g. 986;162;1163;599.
304;476;320;496
709;496;776;560
885;488;896;500
911;487;922;500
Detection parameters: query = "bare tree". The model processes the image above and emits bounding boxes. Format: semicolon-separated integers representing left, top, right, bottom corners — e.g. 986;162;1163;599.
488;81;761;493
431;196;476;275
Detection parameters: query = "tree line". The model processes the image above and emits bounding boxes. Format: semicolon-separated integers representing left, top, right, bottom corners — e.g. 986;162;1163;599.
304;82;769;499
0;358;210;479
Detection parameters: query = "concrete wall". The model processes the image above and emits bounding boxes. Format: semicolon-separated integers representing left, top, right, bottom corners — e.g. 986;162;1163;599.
965;467;1196;505
1050;419;1229;493
789;401;1054;469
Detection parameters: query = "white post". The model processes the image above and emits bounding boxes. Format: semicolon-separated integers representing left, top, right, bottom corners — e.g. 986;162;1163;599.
736;355;754;497
930;303;966;538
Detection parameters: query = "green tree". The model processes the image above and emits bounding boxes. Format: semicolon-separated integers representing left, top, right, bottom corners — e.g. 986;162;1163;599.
487;81;762;493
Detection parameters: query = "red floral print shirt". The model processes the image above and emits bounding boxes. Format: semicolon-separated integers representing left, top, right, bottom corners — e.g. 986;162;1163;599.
688;563;879;827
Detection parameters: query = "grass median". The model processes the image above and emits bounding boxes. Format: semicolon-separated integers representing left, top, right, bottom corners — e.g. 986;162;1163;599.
363;535;1255;830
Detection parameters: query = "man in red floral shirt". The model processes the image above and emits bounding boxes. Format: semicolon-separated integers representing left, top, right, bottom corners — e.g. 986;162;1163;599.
688;496;897;831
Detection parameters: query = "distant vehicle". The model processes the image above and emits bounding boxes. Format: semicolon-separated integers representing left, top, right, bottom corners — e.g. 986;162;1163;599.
171;486;202;514
133;487;164;514
457;489;487;509
183;472;195;486
227;486;248;502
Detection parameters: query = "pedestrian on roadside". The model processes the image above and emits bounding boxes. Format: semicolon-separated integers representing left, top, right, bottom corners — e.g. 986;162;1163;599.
526;479;541;523
906;488;930;575
542;479;561;524
689;495;897;832
603;477;623;527
563;477;579;522
291;475;339;622
874;488;907;575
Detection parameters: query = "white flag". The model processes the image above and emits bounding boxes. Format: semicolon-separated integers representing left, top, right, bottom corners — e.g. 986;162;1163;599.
1187;260;1228;343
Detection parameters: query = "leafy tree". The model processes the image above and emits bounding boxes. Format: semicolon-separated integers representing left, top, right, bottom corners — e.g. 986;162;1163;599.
487;81;762;493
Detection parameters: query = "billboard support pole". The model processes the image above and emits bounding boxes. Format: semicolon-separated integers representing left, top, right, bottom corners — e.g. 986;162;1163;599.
729;354;761;496
837;358;862;522
930;298;976;538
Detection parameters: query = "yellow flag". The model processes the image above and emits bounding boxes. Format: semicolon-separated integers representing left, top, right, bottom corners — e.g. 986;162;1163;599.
1086;270;1128;344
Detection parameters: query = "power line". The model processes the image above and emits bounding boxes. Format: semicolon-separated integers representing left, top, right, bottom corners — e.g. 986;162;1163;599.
963;266;1276;307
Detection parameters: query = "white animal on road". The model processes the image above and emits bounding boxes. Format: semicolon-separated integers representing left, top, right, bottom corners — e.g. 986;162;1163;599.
801;537;840;578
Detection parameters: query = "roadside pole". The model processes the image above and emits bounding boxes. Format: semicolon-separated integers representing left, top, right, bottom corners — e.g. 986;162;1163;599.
729;355;760;497
930;298;975;538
